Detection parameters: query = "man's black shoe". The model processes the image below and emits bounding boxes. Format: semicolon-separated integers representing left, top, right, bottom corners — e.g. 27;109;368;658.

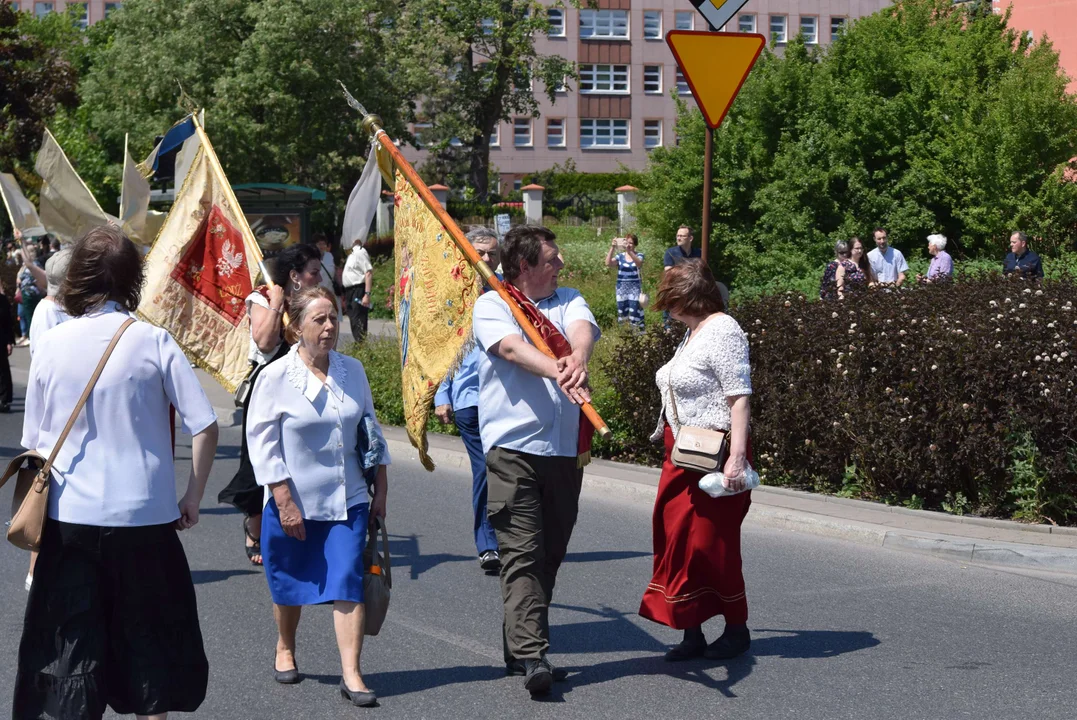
704;625;751;660
506;659;568;681
664;637;707;662
0;403;10;413
523;658;553;696
479;550;501;573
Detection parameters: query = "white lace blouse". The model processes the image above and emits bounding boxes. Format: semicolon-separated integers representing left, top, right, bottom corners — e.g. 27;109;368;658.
247;346;391;521
651;313;752;442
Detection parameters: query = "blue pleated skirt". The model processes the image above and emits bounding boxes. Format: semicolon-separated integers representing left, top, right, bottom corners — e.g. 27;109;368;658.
262;500;368;606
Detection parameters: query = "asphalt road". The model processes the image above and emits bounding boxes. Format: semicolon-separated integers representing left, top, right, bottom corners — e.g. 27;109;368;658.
2;353;1076;719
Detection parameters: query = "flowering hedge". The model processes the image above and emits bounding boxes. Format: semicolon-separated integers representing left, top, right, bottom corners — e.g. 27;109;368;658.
599;274;1077;525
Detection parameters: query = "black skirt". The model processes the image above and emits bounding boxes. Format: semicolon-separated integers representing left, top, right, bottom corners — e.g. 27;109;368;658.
218;344;289;516
14;519;209;720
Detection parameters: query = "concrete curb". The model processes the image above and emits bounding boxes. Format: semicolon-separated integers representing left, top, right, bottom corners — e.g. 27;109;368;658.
383;430;1077;576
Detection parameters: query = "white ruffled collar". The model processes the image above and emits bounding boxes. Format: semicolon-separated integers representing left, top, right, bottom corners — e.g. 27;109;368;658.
286;345;347;403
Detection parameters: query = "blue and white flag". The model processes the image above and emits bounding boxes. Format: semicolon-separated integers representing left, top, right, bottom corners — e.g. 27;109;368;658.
140;111;203;181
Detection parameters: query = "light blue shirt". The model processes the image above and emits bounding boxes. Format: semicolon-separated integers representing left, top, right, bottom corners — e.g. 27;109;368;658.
867;246;909;284
247;346;391;521
473;288;600;457
434;345;480;410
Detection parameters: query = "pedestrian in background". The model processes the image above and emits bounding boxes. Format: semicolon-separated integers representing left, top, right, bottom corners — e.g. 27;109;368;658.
0;277;13;412
28;247;72;354
663;225;701;272
918;234;953;283
850;236;876;286
342;238;374;341
605;233;645;329
218;243;323;566
867;228;908;286
247;285;390;708
641;259;754;663
15;224;219;720
434;227;502;573
819;239;865;300
1003;231;1043;278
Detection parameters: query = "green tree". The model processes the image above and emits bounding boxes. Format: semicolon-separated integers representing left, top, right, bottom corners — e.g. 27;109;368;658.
0;1;79;201
77;0;413;230
638;0;1077;296
393;0;576;199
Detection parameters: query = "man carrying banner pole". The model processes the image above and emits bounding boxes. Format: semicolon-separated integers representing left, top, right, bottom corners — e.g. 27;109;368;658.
341;87;610;697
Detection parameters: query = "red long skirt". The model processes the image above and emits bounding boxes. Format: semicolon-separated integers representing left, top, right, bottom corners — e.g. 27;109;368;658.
638;424;752;629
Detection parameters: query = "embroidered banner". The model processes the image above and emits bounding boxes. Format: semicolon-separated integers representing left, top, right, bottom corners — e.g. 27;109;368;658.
139;146;259;392
393;170;479;470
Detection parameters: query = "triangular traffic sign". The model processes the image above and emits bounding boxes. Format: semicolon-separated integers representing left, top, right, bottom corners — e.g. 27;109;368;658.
666;31;766;130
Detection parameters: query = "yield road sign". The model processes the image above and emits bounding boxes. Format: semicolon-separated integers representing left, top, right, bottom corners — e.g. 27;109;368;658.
665;31;766;129
689;0;752;31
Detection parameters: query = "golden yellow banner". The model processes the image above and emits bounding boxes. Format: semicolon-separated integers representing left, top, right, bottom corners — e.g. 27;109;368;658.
393;171;480;470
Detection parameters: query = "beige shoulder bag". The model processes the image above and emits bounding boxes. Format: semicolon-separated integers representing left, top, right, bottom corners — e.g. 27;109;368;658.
2;318;135;551
666;335;729;474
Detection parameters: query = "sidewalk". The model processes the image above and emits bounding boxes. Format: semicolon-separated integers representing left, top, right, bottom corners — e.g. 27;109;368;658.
189;344;1077;577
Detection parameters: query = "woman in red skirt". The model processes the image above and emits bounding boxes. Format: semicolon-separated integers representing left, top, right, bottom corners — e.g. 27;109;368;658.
640;260;754;662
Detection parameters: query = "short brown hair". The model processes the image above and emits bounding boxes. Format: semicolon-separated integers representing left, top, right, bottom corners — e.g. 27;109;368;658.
653;260;725;316
501;225;556;282
59;224;145;317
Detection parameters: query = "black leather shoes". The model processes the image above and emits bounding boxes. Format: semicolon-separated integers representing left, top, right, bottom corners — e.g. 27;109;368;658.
523;658;553;696
273;663;300;684
339;679;377;707
506;659;568;681
664;638;707;662
704;625;751;660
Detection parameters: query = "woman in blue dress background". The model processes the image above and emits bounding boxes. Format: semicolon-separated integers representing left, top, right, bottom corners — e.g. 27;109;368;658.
605;233;645;329
247;285;390;708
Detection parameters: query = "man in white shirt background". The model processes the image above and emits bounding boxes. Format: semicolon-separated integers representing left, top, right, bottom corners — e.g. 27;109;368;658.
473;225;600;697
342;239;374;341
867;227;908;286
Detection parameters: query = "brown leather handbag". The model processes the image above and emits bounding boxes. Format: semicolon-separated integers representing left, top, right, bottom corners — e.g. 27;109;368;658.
3;318;135;551
667;371;729;474
362;515;392;636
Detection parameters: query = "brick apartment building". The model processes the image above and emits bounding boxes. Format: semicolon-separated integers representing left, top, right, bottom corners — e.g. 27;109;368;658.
11;0;121;25
413;0;894;195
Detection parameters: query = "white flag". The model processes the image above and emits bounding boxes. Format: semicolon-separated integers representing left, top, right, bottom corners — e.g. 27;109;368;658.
35;129;112;243
0;173;46;237
341;145;383;248
120;139;151;243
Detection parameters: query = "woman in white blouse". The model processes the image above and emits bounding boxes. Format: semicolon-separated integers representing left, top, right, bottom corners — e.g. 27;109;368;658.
16;225;220;720
218;243;323;566
247;285;390;708
638;260;755;664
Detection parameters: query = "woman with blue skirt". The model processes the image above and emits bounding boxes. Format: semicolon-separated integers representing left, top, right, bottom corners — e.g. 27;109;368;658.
247;285;390;708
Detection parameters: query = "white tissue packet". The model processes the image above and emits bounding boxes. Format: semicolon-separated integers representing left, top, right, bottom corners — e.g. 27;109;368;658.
698;463;761;498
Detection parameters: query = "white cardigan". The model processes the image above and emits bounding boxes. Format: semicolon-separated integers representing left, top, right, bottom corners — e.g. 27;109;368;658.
651;314;752;443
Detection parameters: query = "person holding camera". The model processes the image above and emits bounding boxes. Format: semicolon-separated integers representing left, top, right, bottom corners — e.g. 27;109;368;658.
604;233;645;329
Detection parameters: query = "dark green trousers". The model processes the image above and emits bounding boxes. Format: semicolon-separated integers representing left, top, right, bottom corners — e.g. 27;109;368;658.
485;447;583;662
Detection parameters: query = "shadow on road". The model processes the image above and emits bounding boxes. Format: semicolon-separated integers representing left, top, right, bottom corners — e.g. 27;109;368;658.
751;628;881;659
191;568;261;584
563;550;652;563
316;665;506;697
388;533;475;580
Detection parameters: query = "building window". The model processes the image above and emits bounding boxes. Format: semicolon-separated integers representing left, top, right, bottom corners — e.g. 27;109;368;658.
644;120;662;149
513;178;523;192
674;11;693;31
490;124;500;147
800;16;817;44
579;64;630;94
547;118;565;147
72;2;88;28
513;118;532;147
738;14;756;33
104;2;121;18
770;15;787;44
34;2;53;17
643;10;662;39
580;119;629;149
547;8;565;37
643;65;662;94
580;9;629;39
675;69;691;95
412;123;432;149
481;17;496;35
831;17;847;38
